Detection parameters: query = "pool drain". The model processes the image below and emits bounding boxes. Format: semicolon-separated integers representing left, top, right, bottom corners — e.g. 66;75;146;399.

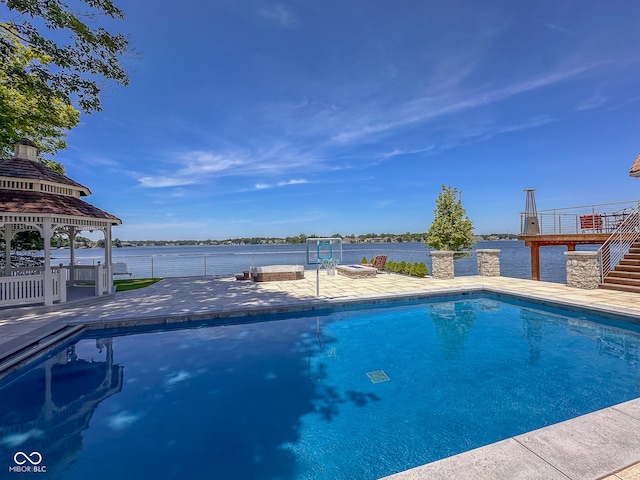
367;370;390;383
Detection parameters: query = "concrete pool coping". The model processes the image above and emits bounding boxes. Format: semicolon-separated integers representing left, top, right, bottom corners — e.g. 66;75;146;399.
1;273;640;479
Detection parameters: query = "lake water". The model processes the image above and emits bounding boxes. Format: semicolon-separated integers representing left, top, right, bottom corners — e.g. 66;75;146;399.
48;241;599;284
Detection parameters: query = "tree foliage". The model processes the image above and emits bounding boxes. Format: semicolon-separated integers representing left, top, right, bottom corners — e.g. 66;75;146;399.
424;185;475;259
0;26;79;164
1;0;131;114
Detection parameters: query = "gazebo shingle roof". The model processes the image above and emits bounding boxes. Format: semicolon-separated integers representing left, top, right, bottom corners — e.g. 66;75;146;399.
630;153;640;178
0;157;90;195
0;190;121;222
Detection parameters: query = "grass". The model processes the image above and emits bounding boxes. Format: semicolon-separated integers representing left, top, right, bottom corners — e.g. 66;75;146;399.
113;278;162;292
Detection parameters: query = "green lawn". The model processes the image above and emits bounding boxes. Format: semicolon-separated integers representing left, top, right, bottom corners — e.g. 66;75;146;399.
113;278;162;292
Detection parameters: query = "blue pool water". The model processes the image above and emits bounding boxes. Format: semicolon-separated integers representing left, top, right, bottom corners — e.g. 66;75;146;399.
1;295;640;479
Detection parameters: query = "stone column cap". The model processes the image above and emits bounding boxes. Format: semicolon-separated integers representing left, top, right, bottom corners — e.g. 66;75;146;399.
430;250;455;256
476;249;501;253
563;251;599;257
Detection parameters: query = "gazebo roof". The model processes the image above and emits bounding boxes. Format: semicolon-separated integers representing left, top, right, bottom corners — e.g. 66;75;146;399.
0;157;91;195
0;190;121;222
0;140;121;226
630;153;640;178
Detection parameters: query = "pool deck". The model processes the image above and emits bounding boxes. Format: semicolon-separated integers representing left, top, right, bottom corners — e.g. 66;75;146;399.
2;272;640;480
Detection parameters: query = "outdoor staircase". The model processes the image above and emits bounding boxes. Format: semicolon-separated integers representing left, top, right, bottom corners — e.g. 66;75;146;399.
599;238;640;293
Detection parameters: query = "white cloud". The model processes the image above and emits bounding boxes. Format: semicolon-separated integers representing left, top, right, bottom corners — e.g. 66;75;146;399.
258;4;299;28
255;178;308;190
138;176;195;188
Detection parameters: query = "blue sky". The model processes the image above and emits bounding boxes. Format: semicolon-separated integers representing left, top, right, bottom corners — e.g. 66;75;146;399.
53;1;640;240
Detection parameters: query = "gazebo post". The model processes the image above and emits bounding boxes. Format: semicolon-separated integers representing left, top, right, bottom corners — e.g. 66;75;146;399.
104;226;114;292
42;219;54;306
3;225;12;277
68;226;77;286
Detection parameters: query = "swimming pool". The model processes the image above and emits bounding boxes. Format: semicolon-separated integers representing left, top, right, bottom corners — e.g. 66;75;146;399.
1;294;639;479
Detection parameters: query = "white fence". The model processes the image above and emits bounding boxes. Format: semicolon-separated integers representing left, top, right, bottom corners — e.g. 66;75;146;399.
0;269;66;307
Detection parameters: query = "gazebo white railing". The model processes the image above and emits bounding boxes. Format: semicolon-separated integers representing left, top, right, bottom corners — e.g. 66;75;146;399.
0;267;67;307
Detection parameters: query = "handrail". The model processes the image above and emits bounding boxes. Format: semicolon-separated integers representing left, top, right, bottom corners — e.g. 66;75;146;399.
598;204;640;282
519;200;640;235
528;199;640;214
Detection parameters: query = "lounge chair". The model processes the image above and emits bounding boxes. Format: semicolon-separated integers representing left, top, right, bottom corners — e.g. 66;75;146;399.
365;255;387;272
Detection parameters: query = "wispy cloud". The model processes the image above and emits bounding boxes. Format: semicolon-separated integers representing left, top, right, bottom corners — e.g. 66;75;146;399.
381;146;435;160
136;146;319;188
258;4;299;28
255;178;308;189
576;94;607;111
329;62;603;145
537;19;572;34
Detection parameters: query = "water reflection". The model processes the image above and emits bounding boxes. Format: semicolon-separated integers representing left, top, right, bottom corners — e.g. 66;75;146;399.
520;308;546;365
0;339;123;473
429;301;477;360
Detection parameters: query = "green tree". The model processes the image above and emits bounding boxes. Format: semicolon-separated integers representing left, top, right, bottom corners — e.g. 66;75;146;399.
425;185;475;259
0;26;79;164
1;0;131;114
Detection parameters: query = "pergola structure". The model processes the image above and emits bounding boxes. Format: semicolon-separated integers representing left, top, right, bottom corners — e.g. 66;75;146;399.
0;139;121;306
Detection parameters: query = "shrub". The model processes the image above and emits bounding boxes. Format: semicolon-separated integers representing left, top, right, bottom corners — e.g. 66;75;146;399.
361;256;368;264
410;262;429;277
403;261;413;274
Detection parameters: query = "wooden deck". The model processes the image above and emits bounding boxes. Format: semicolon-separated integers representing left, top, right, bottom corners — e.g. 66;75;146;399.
518;234;610;281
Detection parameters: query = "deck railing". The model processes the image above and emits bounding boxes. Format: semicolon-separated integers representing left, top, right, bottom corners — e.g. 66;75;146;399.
520;200;640;235
598;204;640;281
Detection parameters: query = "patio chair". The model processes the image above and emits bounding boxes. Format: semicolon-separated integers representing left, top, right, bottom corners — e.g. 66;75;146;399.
579;214;603;233
365;255;387;272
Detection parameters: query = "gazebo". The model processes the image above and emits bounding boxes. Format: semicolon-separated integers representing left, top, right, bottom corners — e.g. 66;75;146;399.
0;139;121;307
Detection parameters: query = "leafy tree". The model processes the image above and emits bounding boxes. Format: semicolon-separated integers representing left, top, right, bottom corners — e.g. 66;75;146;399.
425;185;475;259
1;0;131;114
0;26;79;164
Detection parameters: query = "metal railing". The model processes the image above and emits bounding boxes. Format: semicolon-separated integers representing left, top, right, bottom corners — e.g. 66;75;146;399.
598;204;640;281
49;247;432;279
520;200;640;235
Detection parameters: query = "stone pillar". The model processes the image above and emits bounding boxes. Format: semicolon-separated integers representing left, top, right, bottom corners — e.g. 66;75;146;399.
431;251;455;279
477;249;500;276
564;251;600;289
